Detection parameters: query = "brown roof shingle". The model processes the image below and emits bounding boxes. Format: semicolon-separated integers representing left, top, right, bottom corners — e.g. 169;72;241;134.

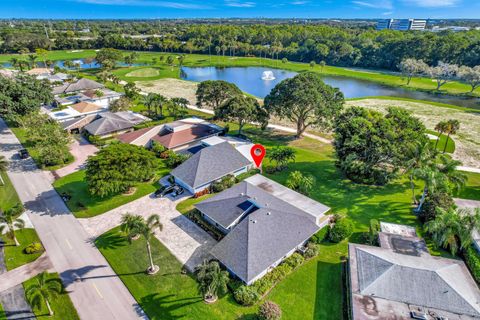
151;124;218;149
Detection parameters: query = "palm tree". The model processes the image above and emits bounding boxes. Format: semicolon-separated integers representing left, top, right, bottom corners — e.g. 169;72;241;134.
404;142;434;204
27;54;38;69
143;93;156;116
433;121;447;149
120;213;144;242
0;204;25;246
415;166;446;212
443;119;460;153
436;155;467;192
195;260;229;302
26;272;63;316
426;207;480;255
126;214;163;274
170;97;189;119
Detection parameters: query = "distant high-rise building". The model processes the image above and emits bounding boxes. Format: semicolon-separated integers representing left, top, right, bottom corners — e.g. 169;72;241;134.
377;19;426;31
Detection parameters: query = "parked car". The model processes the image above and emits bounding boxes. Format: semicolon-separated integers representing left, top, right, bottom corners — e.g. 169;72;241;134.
154;185;174;198
18;149;29;159
172;185;184;197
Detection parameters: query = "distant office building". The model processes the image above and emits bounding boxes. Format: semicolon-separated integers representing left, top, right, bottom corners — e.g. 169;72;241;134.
377;19;426;31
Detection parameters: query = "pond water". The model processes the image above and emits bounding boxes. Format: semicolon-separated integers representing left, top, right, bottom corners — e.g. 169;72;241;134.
2;59;145;69
180;66;480;109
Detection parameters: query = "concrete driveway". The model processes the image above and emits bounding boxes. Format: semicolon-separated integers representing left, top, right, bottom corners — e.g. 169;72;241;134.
54;136;98;178
78;194;217;271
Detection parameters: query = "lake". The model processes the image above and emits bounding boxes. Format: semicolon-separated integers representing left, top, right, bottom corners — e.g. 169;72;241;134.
180;66;480;109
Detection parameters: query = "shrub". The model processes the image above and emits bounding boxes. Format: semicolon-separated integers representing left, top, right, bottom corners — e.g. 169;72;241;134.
328;218;353;243
24;242;43;254
310;226;329;244
258;301;282;320
252;277;273;296
304;242;320;259
165;152;189;168
419;192;454;223
233;285;260;306
227;279;243;293
364;219;380;245
194;188;209;198
464;245;480;284
211;174;236;193
284;253;304;269
235;169;260;182
150;141;167;158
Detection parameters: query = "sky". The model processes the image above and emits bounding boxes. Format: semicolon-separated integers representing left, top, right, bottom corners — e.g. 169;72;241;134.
1;0;479;19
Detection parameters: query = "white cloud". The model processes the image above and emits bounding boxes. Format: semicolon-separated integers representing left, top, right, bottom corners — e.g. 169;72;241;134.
74;0;210;9
351;0;393;9
224;0;256;7
401;0;460;7
382;11;393;15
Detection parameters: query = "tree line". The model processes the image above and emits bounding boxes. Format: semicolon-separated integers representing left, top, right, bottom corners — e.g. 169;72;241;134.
2;22;480;71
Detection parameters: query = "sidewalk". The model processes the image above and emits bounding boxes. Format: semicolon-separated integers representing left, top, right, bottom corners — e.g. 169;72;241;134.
0;253;54;293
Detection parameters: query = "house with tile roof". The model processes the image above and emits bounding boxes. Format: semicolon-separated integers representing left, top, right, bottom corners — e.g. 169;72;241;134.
48;101;107;123
348;222;480;320
84;111;149;137
195;174;331;285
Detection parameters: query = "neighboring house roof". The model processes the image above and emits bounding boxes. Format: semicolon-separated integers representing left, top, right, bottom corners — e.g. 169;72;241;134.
84;112;148;136
70;102;103;114
53;78;104;95
117;126;159;144
61;114;97;130
198;174;331;284
151;123;221;149
171;142;251;189
349;243;480;319
26;67;51;75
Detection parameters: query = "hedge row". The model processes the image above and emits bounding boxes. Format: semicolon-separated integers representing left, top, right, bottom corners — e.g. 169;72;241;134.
464;245;480;284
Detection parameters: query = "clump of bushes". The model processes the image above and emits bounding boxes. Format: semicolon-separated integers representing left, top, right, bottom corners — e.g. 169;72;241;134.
233;285;260;306
328;217;354;243
235;169;260;182
194;188;209;198
24;242;43;254
88;134;107;147
310;226;329;244
283;253;304;269
364;219;380;245
211;175;236;193
419;192;454;223
304;242;320;259
165;152;189;168
258;301;282;320
464;245;480;284
150;141;168;158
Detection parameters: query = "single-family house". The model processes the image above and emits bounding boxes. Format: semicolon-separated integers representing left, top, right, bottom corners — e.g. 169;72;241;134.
84;111;149;138
348;222;480;320
48;101;107;123
195;174;331;285
117;117;223;150
171;142;252;194
52;78;122;108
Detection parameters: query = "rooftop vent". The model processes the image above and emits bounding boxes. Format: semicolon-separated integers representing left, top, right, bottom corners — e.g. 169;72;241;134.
240;192;244;196
267;212;271;215
251;220;257;224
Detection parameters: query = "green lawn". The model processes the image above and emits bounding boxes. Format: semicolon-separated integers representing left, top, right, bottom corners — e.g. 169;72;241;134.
0;171;21;211
3;228;43;270
0;303;5;320
2;50;478;97
176;194;214;215
52;169;167;218
125;67;160;78
427;130;455;154
456;172;480;201
23;273;80;320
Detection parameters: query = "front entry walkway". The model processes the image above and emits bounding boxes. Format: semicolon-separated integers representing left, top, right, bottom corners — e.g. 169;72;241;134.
78;194;217;271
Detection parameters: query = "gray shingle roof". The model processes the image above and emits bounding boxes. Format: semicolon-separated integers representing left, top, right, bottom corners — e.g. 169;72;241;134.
210;207;320;284
199;175;331;284
84;112;147;136
171;142;251;189
353;244;480;317
52;78;104;95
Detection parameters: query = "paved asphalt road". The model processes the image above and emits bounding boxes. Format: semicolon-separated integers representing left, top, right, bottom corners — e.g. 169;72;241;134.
0;119;146;320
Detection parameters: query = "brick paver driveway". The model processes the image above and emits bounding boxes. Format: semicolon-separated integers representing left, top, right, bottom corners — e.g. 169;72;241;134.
78;194;217;271
54;137;98;178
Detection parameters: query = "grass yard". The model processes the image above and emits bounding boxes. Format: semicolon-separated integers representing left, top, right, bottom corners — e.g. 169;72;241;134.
456;172;480;201
53;168;167;218
0;303;5;320
3;228;43;270
23;273;80;320
0;171;21;211
427;130;455;154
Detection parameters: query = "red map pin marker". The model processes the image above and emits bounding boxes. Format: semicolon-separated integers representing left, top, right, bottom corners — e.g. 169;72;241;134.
250;144;266;168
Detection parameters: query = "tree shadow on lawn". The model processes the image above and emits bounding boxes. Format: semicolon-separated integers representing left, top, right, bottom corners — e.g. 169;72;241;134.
95;231;128;250
140;293;203;320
